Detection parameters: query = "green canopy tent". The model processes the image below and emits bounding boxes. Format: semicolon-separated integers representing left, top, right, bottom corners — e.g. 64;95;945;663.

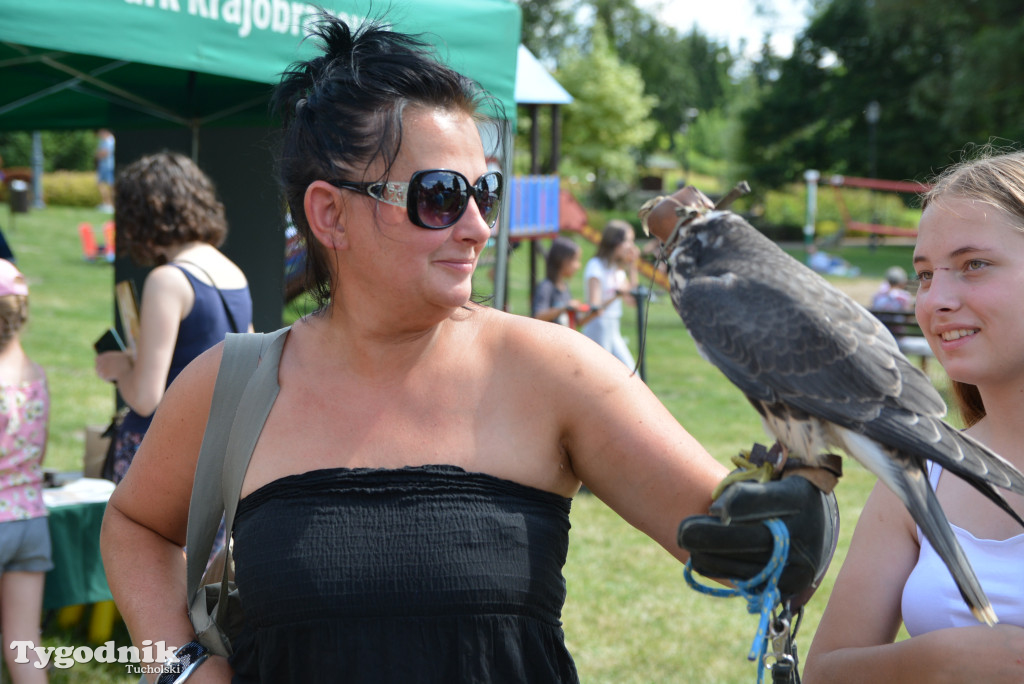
0;0;521;329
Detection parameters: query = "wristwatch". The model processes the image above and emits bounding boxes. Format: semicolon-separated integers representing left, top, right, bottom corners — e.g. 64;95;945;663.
156;641;210;684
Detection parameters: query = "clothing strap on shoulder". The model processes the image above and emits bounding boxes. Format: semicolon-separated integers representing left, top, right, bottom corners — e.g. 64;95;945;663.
185;327;290;621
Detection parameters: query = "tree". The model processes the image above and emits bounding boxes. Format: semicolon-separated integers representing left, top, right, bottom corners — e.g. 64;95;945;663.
740;0;1024;189
554;21;657;204
516;0;582;65
515;0;737;163
0;130;97;172
592;0;735;156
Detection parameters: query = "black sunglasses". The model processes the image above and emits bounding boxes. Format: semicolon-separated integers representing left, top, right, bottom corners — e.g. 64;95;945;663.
329;169;504;230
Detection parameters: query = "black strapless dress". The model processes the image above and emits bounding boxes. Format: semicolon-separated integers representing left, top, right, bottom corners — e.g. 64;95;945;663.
228;465;579;683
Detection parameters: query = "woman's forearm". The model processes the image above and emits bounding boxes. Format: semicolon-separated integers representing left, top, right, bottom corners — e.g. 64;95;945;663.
100;503;196;651
804;626;1024;684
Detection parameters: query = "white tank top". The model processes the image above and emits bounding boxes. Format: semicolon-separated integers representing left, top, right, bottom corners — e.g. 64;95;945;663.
901;463;1024;634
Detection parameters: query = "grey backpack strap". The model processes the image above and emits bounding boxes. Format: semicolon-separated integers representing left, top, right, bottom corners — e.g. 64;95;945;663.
185;327;290;623
216;326;288;575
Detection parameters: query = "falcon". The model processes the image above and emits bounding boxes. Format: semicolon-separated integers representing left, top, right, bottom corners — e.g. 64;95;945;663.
653;206;1024;626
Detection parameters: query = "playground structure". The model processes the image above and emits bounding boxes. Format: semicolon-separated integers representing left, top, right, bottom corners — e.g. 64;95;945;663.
804;170;932;244
508;179;670;297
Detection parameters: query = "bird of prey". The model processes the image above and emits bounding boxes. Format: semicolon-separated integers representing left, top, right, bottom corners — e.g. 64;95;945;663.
660;208;1024;626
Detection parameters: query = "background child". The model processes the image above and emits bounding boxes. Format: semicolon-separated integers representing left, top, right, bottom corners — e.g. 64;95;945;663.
532;236;597;328
0;258;50;683
582;220;640;366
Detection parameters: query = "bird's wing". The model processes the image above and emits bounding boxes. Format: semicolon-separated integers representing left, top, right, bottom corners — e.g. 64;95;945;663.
861;408;1024;504
670;242;945;426
669;217;1024;505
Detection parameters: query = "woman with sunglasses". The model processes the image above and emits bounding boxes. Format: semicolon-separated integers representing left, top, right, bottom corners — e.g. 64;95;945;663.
100;15;834;684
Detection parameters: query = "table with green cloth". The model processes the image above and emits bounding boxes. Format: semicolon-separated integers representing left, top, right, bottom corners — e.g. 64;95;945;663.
43;478;115;610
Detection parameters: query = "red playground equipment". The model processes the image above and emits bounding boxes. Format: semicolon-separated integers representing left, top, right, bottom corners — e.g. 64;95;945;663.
804;170;932;243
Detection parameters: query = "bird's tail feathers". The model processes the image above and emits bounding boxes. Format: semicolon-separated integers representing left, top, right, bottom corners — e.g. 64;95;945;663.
880;454;998;626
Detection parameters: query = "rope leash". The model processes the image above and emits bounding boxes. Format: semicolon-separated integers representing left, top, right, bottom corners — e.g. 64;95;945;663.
683;518;790;684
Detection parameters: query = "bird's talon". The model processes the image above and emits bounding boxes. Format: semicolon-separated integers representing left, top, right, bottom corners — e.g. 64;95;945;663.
731;453;754;469
712;460;776;500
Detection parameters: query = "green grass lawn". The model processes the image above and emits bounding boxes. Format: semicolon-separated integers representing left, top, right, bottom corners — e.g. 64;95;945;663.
4;205;930;682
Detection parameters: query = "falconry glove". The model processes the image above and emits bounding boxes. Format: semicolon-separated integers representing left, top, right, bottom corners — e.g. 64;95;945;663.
678;443;840;606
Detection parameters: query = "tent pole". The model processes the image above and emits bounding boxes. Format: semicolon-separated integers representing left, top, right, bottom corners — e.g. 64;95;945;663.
492;119;514;311
191;124;200;163
0;59;127;117
31;131;46;208
550;105;561;173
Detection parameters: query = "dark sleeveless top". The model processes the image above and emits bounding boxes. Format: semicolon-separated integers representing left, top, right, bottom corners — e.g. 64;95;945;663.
121;265;252;433
227;465;579;683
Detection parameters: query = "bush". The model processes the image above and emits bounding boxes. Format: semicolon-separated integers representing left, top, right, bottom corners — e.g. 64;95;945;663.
762;187;808;228
43;171;101;207
0;171;99;207
46;131;99;171
0;133;31;169
749;215;805;242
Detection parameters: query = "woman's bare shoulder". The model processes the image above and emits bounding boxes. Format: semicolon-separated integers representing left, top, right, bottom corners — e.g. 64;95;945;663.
467;305;599;359
172;250;248;289
467;303;579;336
464;306;635;401
143;261;195;298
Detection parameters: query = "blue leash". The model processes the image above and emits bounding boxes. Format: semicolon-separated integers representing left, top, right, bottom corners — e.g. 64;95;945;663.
683;518;790;684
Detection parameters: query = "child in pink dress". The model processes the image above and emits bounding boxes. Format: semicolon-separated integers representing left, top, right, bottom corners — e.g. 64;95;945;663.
0;259;51;682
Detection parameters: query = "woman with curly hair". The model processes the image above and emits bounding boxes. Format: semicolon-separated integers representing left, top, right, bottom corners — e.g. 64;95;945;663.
94;152;252;484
